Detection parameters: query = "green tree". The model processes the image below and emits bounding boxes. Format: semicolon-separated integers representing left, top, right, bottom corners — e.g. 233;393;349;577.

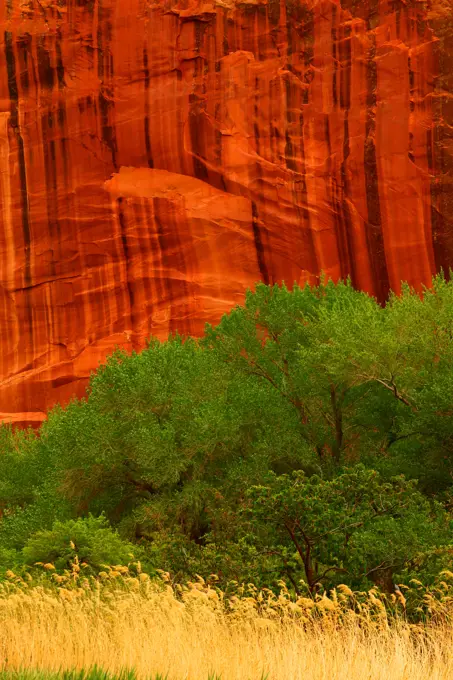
203;279;397;467
355;274;453;493
241;465;450;594
33;334;304;551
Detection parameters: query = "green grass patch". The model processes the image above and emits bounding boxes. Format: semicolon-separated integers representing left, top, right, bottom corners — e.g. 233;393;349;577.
0;668;269;680
0;669;165;680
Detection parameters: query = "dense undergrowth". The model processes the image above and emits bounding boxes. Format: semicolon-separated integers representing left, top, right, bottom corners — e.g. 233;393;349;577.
2;275;453;607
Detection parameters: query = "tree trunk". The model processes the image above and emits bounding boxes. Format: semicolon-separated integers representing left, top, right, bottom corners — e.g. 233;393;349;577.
370;566;394;593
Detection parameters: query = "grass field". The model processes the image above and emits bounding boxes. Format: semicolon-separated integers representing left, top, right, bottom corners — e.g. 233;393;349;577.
0;569;452;680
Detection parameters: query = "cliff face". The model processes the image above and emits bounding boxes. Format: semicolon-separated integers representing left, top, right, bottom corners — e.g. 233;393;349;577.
0;0;451;425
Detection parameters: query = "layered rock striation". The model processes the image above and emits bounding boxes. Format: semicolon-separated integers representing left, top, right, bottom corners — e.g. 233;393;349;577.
0;0;451;425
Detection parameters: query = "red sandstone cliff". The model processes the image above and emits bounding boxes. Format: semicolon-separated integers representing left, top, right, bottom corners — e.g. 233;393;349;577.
0;0;451;425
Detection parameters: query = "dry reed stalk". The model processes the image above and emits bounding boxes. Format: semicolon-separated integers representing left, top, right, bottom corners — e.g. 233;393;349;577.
0;576;451;679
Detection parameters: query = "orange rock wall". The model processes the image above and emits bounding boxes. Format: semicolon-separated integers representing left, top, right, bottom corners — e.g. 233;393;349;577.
0;0;450;425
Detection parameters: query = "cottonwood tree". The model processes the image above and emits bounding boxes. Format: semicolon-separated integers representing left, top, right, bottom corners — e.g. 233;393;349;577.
203;279;396;466
241;465;450;594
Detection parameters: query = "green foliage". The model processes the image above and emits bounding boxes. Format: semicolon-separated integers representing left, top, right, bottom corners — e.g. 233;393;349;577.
204;275;453;491
1;275;453;594
0;426;37;512
241;465;450;593
0;670;167;680
0;666;264;680
203;279;392;466
0;669;263;680
21;514;144;575
0;477;74;553
34;335;274;542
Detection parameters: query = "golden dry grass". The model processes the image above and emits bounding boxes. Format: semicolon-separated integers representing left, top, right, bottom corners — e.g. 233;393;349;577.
0;567;452;680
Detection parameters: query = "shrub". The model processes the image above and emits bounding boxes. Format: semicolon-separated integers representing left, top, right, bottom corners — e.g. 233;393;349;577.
21;514;147;575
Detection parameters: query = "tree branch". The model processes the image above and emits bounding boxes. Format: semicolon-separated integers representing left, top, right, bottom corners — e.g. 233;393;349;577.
284;521;316;591
366;375;415;409
362;561;399;579
312;565;349;587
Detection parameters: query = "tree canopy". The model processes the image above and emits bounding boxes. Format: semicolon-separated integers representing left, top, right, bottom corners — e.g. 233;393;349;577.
1;274;453;594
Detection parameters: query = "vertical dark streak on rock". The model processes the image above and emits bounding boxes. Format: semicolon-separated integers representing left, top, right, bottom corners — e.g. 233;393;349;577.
430;99;446;271
252;80;270;284
189;21;210;181
340;24;351;110
408;132;414;164
117;197;134;329
408;54;415;116
98;3;118;171
427;127;433;172
364;31;390;300
56;30;65;89
269;78;278;161
278;61;315;281
153;198;167;298
37;36;54;90
252;201;269;285
284;78;297;171
328;7;349;280
153;203;167;307
268;0;280;26
222;6;229;57
5;32;32;291
58;102;75;273
252;76;272;283
143;47;154;169
130;200;145;333
286;0;293;66
325;115;331;168
332;5;338;107
49;119;58;248
298;111;318;272
195;21;203;55
189;93;209;182
430;29;453;278
18;34;30;93
253;122;260;153
215;102;227;191
5;30;33;341
338;112;354;281
58;108;68;201
42;110;60;275
256;5;267;61
301;8;314;105
175;67;185;177
154;197;189;335
286;0;318;276
136;200;153;313
254;75;261;158
338;23;355;282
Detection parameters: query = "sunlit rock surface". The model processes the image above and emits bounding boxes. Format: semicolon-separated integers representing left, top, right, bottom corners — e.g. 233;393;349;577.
0;0;451;425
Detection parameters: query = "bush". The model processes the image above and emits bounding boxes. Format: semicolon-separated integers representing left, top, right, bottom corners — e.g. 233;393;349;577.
22;514;147;575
